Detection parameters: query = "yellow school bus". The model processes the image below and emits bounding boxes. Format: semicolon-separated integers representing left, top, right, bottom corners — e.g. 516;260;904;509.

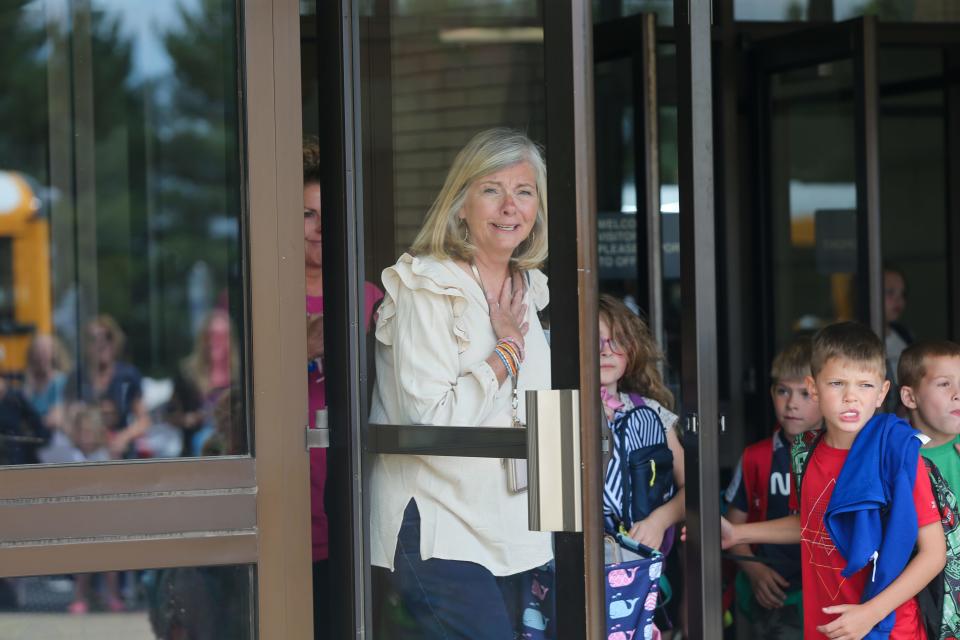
0;171;51;373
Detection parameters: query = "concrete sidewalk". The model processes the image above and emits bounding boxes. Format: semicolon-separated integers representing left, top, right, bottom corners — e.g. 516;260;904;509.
0;612;153;639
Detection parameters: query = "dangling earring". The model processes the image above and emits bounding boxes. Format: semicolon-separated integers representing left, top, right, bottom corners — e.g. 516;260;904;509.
462;221;470;243
528;230;536;245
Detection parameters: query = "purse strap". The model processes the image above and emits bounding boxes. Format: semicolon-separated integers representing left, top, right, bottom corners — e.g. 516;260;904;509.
604;535;623;564
502;359;525;492
513;272;533;428
511;377;521;428
615;416;633;528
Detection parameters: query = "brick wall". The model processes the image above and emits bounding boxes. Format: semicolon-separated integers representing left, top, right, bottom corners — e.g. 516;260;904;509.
386;10;545;259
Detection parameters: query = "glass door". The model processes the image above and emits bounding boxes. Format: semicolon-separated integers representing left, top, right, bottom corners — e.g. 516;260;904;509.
318;0;605;638
593;12;665;353
951;44;960;341
750;19;960;420
750;17;883;392
0;1;312;637
592;12;693;633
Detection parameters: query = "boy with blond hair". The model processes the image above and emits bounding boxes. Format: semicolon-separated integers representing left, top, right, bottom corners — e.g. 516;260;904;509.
899;341;960;488
722;321;945;639
724;337;822;638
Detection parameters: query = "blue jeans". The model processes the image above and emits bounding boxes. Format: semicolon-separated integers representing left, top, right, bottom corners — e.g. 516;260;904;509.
390;500;554;640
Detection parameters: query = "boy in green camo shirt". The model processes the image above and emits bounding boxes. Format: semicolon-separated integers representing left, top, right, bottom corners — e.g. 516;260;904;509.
898;340;960;640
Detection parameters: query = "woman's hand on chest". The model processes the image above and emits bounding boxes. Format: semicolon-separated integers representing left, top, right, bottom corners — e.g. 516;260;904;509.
486;271;529;349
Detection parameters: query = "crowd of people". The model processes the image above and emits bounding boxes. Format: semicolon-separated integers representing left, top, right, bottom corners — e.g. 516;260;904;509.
361;127;960;640
6;126;958;640
11;310;241;469
5;309;243;617
718;326;960;640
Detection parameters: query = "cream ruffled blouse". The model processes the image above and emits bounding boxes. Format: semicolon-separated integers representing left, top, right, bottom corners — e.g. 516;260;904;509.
369;253;554;576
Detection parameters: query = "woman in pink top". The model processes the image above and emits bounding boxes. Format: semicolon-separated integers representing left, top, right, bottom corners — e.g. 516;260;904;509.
303;141;382;638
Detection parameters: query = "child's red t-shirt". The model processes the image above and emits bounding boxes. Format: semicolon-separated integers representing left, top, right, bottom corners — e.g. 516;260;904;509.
790;442;939;639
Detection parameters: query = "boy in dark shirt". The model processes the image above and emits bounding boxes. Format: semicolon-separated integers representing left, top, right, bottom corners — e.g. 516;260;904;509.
0;377;50;465
724;337;821;638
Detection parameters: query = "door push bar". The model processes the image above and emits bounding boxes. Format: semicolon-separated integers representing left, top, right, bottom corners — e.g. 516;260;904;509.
310;392;585;535
526;389;582;533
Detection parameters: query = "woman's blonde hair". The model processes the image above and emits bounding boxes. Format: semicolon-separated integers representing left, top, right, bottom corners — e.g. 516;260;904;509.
86;315;126;358
410;128;548;270
181;309;239;395
599;294;674;411
26;333;72;376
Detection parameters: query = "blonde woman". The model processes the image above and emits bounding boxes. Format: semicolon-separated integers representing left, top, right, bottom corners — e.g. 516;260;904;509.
168;308;237;456
370;129;552;638
65;315;150;458
24;333;71;430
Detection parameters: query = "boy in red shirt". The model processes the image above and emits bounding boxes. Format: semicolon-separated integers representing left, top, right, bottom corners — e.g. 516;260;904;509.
724;337;822;638
722;322;945;639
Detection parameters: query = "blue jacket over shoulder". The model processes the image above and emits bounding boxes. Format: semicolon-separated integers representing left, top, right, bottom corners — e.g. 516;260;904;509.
825;413;924;639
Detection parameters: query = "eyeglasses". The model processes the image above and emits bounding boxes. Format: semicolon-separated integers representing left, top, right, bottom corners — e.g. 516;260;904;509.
599;336;624;355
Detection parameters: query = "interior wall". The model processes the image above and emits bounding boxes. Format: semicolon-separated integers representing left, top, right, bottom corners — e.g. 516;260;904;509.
384;9;546;271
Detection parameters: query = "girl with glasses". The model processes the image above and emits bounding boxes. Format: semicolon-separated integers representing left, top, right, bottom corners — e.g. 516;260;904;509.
599;294;685;553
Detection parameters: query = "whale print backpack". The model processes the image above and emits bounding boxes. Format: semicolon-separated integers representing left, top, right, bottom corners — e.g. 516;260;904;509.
518;562;554;640
604;533;663;640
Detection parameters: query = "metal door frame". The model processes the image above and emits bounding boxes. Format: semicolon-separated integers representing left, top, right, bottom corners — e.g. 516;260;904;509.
0;0;314;637
673;1;722;637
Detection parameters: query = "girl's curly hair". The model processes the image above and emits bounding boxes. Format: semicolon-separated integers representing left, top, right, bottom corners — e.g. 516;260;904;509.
599;294;673;411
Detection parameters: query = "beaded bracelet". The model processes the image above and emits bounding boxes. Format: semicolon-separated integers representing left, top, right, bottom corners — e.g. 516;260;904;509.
494;347;515;382
497;341;521;368
500;336;525;363
495;344;518;379
497;342;519;377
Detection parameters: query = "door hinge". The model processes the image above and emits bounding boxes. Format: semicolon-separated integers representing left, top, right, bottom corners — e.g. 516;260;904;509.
306;409;330;449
